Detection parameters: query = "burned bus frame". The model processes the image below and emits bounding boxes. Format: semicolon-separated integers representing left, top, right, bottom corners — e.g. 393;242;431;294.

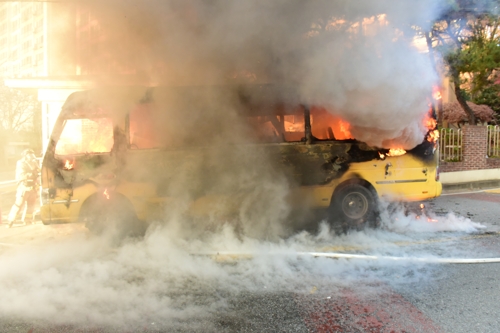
40;85;443;235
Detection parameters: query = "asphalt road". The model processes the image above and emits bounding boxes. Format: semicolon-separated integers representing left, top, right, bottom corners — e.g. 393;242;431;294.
0;190;499;333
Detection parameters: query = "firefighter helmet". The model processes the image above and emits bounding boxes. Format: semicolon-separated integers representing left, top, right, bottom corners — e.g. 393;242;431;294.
22;148;35;157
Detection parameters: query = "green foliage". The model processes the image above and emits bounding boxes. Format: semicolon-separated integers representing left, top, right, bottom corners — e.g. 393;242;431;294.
457;15;500;88
431;3;500;123
459;14;500;121
474;84;500;115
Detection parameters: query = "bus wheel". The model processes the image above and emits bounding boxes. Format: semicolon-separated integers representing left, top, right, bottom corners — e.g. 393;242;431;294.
81;197;145;241
328;183;377;232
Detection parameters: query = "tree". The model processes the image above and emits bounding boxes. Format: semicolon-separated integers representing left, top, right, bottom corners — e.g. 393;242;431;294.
428;0;500;125
0;84;38;134
0;85;41;165
442;100;495;125
474;82;500;120
454;12;500;124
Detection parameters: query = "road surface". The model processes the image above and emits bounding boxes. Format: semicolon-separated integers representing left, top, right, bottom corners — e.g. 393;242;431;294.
0;189;499;332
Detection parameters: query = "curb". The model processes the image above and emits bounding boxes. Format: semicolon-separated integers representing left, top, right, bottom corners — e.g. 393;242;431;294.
442;179;500;194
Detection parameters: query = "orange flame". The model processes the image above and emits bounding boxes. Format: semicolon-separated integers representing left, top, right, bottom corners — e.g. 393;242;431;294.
63;160;74;170
378;152;386;160
387;148;406;156
424;112;439;145
428;129;440;143
103;188;110;200
338;120;352;139
431;85;442;101
308;107;354;140
425;116;437;129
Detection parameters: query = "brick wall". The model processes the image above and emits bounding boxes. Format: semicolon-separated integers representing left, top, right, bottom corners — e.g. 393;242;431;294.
441;125;500;172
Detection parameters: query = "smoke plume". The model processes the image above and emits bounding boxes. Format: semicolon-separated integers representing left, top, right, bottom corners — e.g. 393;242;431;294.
81;0;445;149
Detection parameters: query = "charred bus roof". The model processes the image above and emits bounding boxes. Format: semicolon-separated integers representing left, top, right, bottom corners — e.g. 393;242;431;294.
60;84;303;118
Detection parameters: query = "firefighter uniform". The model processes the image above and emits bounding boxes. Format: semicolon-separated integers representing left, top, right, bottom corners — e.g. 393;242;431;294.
7;149;40;228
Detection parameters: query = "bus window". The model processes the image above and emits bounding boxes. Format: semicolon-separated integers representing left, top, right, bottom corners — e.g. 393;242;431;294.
54;117;113;155
310;107;353;140
246;116;280;142
129;104;163;149
282;114;304;142
246;112;305;143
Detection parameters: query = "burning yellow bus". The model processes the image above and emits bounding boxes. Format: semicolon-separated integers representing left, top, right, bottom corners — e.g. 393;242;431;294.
40;85;442;236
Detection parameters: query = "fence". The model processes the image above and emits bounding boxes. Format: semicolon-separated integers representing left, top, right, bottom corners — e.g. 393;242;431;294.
439;128;463;162
487;125;500;158
439;126;500;161
438;125;500;173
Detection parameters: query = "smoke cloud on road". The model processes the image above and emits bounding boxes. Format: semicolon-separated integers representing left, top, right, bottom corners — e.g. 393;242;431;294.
0;209;490;331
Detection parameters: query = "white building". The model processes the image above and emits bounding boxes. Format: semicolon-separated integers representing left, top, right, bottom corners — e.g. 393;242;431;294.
0;2;86;152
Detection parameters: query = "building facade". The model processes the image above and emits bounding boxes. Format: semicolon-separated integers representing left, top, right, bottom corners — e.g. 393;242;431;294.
0;2;46;78
0;2;87;152
1;2;155;152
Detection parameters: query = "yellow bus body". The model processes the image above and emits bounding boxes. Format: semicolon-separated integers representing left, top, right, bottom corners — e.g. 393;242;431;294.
40;85;442;231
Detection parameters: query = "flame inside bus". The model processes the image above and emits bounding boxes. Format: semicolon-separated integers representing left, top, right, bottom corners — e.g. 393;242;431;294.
63;160;74;170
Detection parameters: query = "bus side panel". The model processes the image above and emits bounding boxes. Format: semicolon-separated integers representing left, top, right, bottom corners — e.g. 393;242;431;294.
346;153;442;202
41;183;97;223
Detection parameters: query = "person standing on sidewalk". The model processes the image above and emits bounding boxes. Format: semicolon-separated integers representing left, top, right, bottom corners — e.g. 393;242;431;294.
6;149;40;228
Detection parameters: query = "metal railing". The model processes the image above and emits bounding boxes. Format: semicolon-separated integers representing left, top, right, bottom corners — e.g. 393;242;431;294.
487;125;500;157
439;128;463;162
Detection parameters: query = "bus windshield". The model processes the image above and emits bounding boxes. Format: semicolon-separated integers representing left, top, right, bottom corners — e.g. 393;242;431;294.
54;117;114;155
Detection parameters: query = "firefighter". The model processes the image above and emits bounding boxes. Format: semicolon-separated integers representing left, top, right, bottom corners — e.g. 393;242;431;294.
6;149;40;228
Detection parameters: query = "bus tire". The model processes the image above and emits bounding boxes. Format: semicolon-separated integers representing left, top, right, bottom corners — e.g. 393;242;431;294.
328;183;377;232
80;195;146;240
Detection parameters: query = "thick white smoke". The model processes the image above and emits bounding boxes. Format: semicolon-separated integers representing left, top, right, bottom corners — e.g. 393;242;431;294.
84;0;445;149
0;209;489;331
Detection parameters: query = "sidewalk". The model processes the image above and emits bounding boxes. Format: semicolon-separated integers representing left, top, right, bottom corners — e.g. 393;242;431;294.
442;180;500;194
0;170;14;182
0;168;18;224
440;169;500;194
0;168;16;195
